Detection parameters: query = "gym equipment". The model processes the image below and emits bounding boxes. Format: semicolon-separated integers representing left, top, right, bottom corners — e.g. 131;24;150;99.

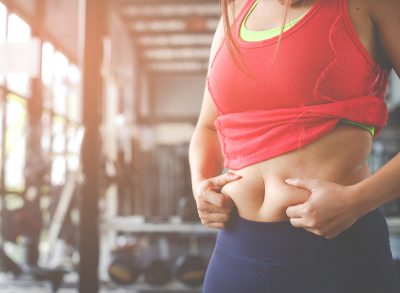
0;246;23;276
143;258;172;285
27;266;68;292
175;235;208;287
108;255;141;285
174;253;207;287
177;196;199;222
45;172;82;265
0;243;69;292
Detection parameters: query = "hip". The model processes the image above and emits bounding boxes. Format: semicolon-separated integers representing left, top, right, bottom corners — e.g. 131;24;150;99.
218;207;391;264
220;123;374;222
203;208;400;293
220;162;371;222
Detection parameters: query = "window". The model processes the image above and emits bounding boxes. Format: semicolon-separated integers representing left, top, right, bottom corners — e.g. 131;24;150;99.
6;13;31;96
0;2;6;42
4;94;27;191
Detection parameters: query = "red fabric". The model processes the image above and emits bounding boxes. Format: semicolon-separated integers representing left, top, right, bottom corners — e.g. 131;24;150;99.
206;0;390;170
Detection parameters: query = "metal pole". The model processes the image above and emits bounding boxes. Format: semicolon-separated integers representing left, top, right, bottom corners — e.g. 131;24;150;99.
23;0;45;267
78;0;104;291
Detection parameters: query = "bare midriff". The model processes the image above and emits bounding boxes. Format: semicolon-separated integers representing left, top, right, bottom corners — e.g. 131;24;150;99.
220;121;373;222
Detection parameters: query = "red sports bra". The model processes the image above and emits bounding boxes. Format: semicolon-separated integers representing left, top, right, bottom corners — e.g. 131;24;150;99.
206;0;390;170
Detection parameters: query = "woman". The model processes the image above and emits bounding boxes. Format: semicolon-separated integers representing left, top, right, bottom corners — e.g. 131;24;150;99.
188;0;400;292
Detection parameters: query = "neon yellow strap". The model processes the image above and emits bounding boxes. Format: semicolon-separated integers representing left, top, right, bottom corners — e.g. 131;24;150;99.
240;0;307;41
239;1;376;138
340;119;375;137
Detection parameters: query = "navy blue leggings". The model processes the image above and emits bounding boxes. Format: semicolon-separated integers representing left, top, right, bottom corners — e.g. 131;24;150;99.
203;208;400;293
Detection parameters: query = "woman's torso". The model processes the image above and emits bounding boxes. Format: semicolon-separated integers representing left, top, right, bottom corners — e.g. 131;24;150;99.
219;0;390;222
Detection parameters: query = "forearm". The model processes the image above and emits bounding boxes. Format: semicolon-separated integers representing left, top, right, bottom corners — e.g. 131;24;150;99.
188;125;224;196
352;152;400;215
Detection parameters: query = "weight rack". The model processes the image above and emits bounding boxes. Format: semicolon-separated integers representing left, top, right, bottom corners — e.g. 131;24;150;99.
100;214;217;293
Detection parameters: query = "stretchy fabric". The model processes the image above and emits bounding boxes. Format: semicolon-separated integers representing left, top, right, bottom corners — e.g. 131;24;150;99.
239;0;376;137
341;118;375;136
203;208;400;293
240;0;309;41
207;0;389;169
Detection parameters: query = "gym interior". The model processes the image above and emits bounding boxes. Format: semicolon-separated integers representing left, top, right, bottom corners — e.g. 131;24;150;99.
0;0;399;292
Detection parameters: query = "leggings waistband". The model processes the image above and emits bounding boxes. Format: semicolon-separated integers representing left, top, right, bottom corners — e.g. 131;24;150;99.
216;208;389;265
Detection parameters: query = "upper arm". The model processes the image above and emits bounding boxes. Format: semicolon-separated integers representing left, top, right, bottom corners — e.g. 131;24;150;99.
196;0;245;130
196;15;225;131
369;0;400;77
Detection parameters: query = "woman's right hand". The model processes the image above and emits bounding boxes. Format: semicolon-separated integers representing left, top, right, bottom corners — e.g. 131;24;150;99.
194;172;242;229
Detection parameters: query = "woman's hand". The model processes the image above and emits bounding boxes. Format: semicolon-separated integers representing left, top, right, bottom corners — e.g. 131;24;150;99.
194;172;242;229
284;177;367;239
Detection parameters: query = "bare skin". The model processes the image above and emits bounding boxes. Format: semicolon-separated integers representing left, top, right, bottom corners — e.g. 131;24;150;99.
189;0;398;231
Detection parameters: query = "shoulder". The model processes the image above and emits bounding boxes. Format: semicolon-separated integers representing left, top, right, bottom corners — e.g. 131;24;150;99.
345;0;400;20
361;0;400;25
227;0;248;23
362;0;400;75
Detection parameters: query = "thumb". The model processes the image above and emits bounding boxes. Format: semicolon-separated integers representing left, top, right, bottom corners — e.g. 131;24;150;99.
284;178;318;191
211;171;242;188
286;203;305;218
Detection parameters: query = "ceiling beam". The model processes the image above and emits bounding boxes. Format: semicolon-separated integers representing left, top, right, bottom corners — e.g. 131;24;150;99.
118;0;218;5
120;2;220;18
113;0;217;75
136;33;213;46
141;47;210;60
129;17;218;33
146;60;208;72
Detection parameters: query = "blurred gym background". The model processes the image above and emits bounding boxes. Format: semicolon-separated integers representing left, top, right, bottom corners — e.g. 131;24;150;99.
0;0;399;292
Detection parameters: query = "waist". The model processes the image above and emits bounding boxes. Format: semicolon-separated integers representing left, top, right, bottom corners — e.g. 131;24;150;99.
216;208;388;265
220;122;373;222
214;95;387;170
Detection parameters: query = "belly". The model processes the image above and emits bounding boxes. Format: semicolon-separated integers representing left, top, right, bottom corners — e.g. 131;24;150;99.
219;122;373;222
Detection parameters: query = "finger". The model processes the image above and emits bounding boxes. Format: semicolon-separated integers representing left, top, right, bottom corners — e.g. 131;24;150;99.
201;189;235;209
198;200;231;214
207;222;225;229
205;212;230;223
289;217;306;228
284;178;318;191
209;171;242;188
304;227;323;237
309;228;335;239
286;204;304;218
325;232;339;240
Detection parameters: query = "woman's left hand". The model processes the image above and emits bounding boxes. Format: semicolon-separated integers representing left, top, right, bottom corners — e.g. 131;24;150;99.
284;177;367;239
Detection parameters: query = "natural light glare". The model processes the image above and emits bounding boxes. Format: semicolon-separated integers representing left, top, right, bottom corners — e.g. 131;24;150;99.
0;2;6;42
68;87;81;122
5;94;27;191
51;156;66;185
53;83;67;115
0;2;6;84
6;73;30;96
67;126;84;154
68;64;81;85
5;13;32;93
52;116;66;154
53;51;69;82
7;13;31;43
42;42;54;86
41;112;52;152
67;154;80;171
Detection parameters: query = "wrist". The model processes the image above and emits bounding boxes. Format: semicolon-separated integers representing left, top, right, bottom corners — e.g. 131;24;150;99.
191;176;208;199
347;178;381;217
